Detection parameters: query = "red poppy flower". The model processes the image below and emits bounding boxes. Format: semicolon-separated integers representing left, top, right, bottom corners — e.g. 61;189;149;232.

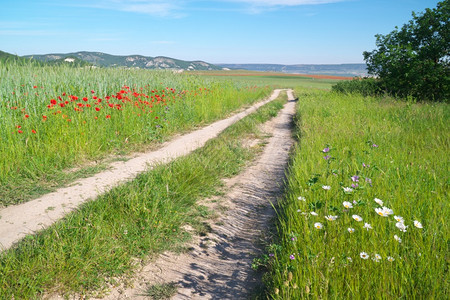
83;97;88;102
106;115;111;119
42;115;48;121
24;114;29;118
31;129;37;134
91;90;95;94
95;107;100;112
51;99;57;105
18;130;23;133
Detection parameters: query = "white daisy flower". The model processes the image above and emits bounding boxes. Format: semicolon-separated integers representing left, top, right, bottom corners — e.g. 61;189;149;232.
297;209;302;213
348;227;355;233
314;222;323;229
322;185;331;190
375;207;393;217
310;211;318;216
414;220;423;228
394;215;404;223
375;207;388;217
374;198;383;206
343;187;353;193
373;254;382;262
325;215;338;221
352;215;363;222
363;223;373;230
394;235;402;243
396;222;408;232
347;257;353;262
382;206;394;215
343;201;353;209
360;252;369;259
298;196;306;201
387;256;395;262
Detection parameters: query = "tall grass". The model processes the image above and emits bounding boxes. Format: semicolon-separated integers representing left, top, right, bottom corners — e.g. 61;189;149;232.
0;63;271;206
266;89;449;299
0;93;287;299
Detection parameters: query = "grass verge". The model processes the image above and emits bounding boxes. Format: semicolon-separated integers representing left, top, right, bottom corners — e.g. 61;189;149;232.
0;91;287;299
264;88;449;298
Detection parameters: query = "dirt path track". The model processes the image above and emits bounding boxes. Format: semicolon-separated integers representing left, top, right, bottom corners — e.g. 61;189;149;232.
96;89;297;299
0;89;286;251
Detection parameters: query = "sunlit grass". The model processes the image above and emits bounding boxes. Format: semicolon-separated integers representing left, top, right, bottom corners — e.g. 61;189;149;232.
266;89;449;299
0;93;287;299
0;63;271;206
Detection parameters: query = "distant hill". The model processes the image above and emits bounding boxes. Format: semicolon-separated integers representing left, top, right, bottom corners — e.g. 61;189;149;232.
24;51;222;71
218;63;368;77
0;50;39;64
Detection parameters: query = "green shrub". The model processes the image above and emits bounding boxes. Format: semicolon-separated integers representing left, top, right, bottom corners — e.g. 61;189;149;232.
331;78;382;97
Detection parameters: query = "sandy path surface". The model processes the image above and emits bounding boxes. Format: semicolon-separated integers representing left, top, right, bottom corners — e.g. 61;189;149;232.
0;89;285;252
93;89;297;299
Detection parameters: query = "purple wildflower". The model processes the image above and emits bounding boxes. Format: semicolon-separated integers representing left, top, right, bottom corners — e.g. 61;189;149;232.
322;147;330;153
362;163;369;168
351;183;359;189
290;254;295;260
323;155;331;160
269;253;275;257
372;144;379;148
351;175;360;182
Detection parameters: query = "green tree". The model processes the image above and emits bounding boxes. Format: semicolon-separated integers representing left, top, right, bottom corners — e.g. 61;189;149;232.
363;0;449;101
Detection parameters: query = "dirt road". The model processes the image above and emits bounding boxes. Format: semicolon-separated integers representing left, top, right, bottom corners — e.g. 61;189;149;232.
95;89;297;299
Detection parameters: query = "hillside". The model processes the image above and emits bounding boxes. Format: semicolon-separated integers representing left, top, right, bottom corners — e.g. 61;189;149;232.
0;50;40;65
219;63;368;77
24;51;222;71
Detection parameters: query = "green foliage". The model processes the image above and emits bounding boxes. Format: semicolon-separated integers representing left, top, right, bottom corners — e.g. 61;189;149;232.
331;78;382;97
363;1;449;101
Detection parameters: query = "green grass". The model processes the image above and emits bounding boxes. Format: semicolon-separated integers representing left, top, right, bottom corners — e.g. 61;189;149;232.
0;92;287;299
264;89;449;299
0;63;272;206
143;282;178;300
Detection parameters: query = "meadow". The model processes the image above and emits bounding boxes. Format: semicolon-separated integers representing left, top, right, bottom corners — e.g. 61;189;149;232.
265;88;449;299
0;63;271;206
1;62;447;299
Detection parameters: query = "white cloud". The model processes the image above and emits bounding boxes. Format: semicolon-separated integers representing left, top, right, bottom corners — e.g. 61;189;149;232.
68;0;185;17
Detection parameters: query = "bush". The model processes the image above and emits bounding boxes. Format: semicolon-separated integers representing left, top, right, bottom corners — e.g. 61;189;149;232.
331;78;382;97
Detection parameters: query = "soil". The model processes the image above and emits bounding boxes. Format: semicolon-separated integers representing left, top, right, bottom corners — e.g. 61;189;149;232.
89;90;297;299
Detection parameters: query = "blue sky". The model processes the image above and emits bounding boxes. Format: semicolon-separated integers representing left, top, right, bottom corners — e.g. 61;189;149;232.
1;0;441;64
